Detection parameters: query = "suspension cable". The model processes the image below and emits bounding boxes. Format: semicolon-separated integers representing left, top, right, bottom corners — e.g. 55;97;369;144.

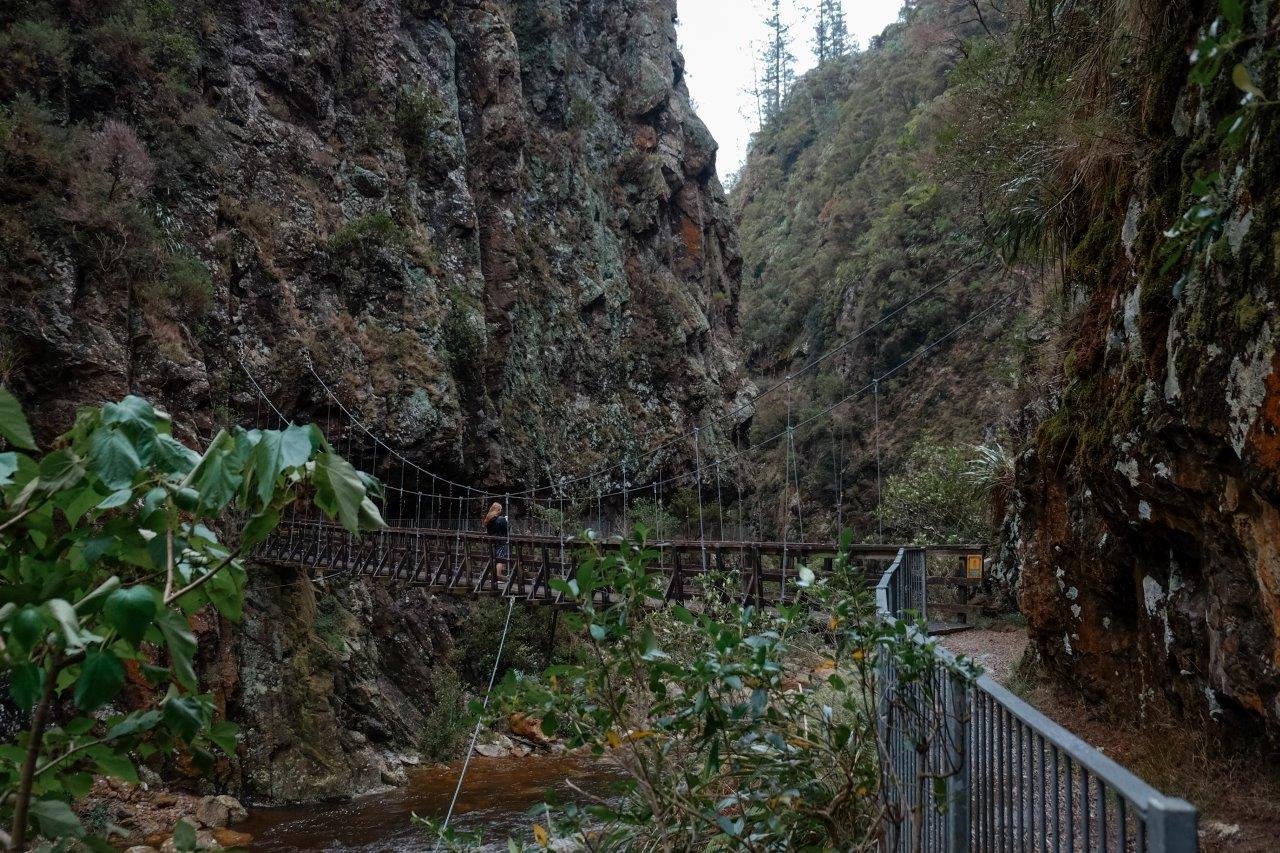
782;380;793;593
693;427;707;569
589;286;1021;502
789;416;805;543
273;253;999;505
874;379;883;540
435;596;516;848
621;459;629;536
243;267;1014;528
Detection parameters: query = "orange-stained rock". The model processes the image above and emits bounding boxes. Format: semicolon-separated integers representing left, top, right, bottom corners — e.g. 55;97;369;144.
509;712;553;746
212;828;254;847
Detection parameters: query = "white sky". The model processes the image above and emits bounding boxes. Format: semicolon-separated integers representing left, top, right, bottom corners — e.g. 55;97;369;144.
677;0;904;179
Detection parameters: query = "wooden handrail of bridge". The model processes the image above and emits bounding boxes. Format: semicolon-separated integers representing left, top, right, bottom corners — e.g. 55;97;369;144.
251;518;986;610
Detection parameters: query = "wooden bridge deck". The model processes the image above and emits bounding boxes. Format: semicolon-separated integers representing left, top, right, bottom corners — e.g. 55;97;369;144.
250;519;975;608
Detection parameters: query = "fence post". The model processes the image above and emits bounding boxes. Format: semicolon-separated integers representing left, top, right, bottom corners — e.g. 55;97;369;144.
946;677;971;853
1147;795;1198;853
917;549;928;625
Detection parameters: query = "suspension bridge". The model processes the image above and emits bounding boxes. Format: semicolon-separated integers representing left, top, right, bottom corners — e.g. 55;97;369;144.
250;514;981;609
237;257;1012;611
231;257;1199;851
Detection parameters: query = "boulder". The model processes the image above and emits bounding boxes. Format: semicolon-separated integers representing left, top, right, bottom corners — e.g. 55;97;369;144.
194;794;248;829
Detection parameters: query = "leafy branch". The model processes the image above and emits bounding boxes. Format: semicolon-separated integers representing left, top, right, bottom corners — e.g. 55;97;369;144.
0;389;383;848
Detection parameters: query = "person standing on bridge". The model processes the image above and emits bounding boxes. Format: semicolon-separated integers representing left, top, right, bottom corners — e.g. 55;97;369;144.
482;501;509;579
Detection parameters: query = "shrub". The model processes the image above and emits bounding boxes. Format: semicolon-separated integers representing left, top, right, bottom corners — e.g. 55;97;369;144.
0;389;383;847
626;496;678;539
419;668;468;761
447;599;556;690
327;211;404;256
422;531;977;850
0;19;72;100
440;300;483;373
876;439;990;544
163;252;213;313
395;88;453;175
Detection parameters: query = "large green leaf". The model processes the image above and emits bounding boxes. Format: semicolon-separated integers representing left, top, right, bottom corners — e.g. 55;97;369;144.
60;483;107;528
1221;0;1244;29
314;452;369;533
75;576;120;615
1232;63;1266;99
103;586;158;645
241;508;281;548
280;424;316;468
163;695;203;743
172;818;198;852
153;433;200;475
0;387;36;450
209;720;240;755
201;561;245;622
96;489;134;510
156;608;198;691
90;747;139;783
190;430;241;512
102;395;153;426
88;428;141;491
63;773;94;800
30;798;84;840
358;496;386;530
10;663;43;710
10;604;44;648
75;648;125;711
106;709;163;740
45;599;84;649
38;448;86;491
250;429;284;505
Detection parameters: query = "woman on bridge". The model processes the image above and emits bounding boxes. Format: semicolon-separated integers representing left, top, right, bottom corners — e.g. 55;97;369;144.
482;501;509;579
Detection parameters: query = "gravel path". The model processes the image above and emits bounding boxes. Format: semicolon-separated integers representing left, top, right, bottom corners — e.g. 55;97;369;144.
940;627;1028;684
937;627;1280;851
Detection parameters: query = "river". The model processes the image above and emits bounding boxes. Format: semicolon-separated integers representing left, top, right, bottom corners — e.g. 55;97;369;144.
239;756;625;851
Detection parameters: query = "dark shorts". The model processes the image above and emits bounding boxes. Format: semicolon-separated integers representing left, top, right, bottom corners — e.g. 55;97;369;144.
495;544;510;560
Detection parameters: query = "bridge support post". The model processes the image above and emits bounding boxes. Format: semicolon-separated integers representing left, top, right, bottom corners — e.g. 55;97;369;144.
544;609;558;669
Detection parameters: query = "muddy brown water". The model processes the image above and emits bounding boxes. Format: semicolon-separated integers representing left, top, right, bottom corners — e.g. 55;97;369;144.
239;756;626;851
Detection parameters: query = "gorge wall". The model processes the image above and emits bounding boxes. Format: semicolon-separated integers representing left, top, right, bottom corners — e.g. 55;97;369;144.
1;0;746;799
734;0;1280;750
731;4;1025;542
988;0;1280;742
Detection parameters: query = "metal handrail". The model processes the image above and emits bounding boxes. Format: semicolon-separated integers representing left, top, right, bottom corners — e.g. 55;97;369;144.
875;550;1199;852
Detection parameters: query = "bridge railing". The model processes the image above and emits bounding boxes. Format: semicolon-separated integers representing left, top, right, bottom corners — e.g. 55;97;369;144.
875;549;1198;852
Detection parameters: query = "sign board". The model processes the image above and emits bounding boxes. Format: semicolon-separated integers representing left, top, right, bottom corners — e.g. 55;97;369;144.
966;554;984;580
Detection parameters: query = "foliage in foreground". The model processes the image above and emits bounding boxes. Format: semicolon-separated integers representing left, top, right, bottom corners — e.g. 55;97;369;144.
0;389;382;849
423;530;977;851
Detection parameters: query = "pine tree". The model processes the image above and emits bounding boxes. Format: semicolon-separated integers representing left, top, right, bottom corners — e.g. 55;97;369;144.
813;1;850;65
826;0;850;59
758;0;795;122
814;1;831;64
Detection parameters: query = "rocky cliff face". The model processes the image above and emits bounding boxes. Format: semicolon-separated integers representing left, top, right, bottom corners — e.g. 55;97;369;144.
1;0;745;800
996;2;1280;742
2;0;745;487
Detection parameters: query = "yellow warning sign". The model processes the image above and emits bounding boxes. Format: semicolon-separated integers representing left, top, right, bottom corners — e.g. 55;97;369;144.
966;554;984;579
